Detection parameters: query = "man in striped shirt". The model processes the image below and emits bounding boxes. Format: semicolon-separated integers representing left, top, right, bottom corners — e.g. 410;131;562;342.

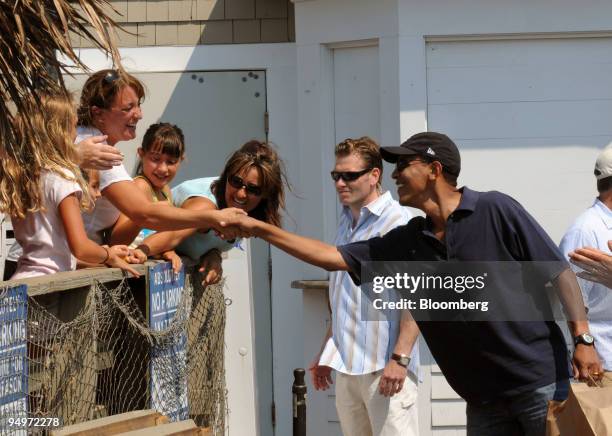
309;137;420;436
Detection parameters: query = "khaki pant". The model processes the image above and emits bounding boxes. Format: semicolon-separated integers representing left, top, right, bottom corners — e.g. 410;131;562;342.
335;370;418;436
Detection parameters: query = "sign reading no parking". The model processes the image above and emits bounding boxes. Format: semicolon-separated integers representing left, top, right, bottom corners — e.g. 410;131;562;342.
148;263;189;422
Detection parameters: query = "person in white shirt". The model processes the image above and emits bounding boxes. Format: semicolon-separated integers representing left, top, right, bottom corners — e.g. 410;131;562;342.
560;145;612;384
76;69;246;247
309;137;419;436
4;93;138;280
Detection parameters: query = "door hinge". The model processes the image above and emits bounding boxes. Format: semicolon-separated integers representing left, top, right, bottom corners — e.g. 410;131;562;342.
268;257;272;283
264;111;269;135
271;400;276;427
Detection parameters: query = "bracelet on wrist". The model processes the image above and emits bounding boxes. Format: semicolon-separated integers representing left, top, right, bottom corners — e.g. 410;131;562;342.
101;245;110;265
136;244;151;257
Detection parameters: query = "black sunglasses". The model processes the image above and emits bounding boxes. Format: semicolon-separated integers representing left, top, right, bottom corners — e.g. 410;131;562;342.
395;157;432;172
330;167;372;182
228;174;263;196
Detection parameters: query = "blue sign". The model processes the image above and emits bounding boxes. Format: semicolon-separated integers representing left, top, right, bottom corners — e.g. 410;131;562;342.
148;263;189;422
0;285;28;432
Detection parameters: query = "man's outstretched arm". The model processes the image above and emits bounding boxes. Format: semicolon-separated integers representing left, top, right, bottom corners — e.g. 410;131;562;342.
236;216;349;271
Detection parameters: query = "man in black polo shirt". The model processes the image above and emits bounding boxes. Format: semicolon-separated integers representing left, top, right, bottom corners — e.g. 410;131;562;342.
233;132;602;435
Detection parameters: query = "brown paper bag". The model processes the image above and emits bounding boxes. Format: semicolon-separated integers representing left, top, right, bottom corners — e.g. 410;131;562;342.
545;400;565;436
546;382;612;436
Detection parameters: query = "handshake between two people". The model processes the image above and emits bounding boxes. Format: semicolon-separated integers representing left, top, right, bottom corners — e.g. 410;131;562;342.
212;208;262;241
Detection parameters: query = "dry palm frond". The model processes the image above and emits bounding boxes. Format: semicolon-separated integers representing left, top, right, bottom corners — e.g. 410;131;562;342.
0;0;123;215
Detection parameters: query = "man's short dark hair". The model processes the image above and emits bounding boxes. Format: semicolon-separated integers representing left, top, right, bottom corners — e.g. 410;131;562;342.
441;169;458;187
420;156;458;187
597;176;612;193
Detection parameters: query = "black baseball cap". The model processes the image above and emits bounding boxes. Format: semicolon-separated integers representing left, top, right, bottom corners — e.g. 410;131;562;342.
380;132;461;177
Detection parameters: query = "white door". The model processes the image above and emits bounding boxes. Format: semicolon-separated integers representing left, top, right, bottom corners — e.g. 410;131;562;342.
64;71;272;436
421;36;612;433
332;43;386;205
333;45;381;143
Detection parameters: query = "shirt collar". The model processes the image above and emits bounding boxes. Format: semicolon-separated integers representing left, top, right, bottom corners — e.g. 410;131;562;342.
455;186;478;213
366;191;393;216
341;191;393;221
593;198;612;229
423;186;477;233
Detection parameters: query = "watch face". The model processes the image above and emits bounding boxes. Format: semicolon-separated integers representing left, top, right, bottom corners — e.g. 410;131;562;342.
392;353;409;366
583;333;595;344
576;333;595;345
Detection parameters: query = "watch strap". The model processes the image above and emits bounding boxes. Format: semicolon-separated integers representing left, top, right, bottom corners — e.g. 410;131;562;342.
574;333;595;346
391;353;410;368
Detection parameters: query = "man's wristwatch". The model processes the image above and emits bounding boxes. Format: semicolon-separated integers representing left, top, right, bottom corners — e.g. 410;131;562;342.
391;353;410;368
574;333;595;346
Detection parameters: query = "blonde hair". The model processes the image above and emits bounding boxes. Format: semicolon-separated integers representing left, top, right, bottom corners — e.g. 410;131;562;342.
0;93;91;218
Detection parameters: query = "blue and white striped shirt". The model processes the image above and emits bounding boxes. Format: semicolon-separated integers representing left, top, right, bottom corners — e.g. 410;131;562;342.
319;191;419;377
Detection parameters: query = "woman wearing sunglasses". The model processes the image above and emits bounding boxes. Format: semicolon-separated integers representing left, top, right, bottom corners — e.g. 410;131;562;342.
133;140;288;284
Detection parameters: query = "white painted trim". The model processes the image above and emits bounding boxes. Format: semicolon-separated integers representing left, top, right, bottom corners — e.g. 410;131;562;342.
425;30;612;42
398;36;428;137
378;37;401;147
325;38;379;49
245;240;263;436
60;44;296;74
319;44;339;243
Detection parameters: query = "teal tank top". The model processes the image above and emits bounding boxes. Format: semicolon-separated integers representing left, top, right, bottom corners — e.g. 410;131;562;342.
171;177;238;261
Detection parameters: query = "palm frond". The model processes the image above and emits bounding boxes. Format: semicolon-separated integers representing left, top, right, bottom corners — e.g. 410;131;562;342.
0;0;123;212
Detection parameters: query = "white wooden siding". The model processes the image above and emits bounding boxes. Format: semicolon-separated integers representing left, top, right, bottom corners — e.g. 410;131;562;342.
426;37;612;244
431;375;461;400
416;343;466;433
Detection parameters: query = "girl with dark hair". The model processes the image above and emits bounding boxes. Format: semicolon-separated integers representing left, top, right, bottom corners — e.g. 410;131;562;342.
133;140;289;284
111;122;186;270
